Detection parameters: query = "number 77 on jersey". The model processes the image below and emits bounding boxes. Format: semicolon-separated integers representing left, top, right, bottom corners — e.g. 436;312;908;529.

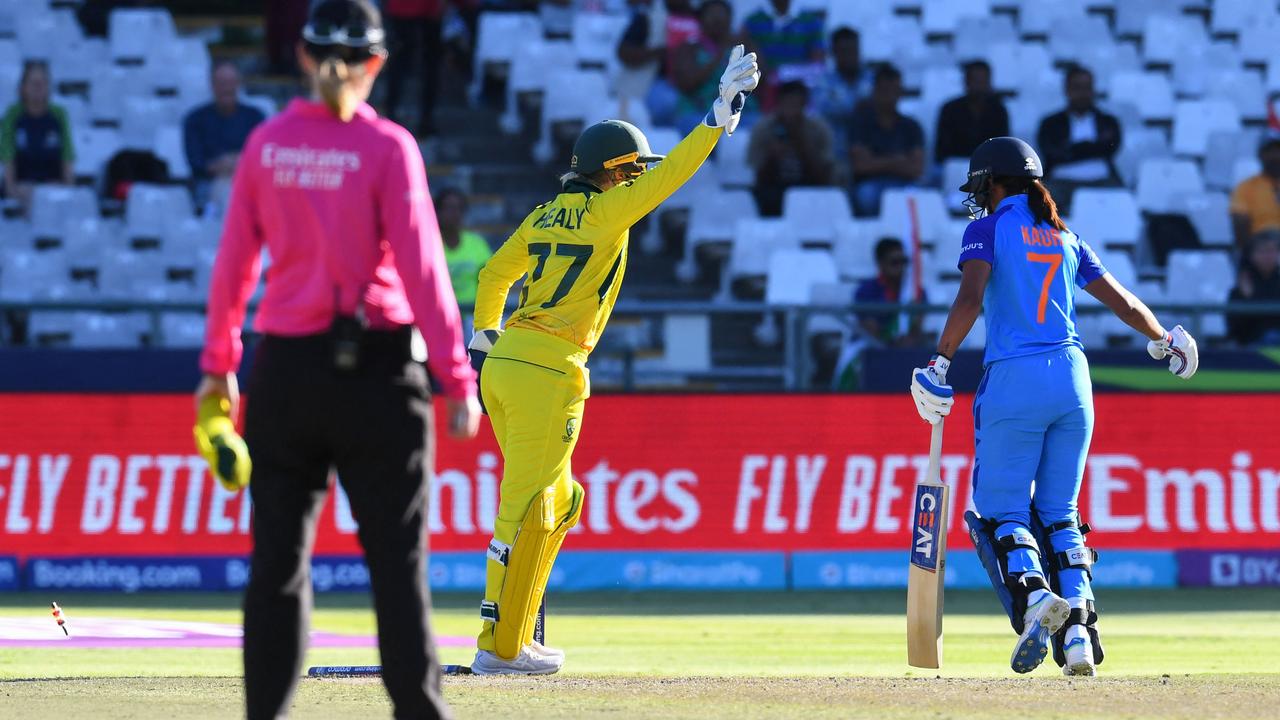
907;420;949;668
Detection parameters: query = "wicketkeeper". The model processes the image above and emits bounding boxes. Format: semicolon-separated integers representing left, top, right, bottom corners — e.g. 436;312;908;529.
464;47;760;675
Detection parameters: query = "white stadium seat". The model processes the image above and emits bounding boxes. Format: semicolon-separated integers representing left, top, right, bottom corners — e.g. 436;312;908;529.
1239;14;1280;64
124;184;193;242
532;69;610;162
782;187;852;245
984;42;1053;94
108;8;176;65
765;249;838;306
1068;188;1142;248
832;220;879;282
1212;0;1280;34
1016;0;1089;36
1074;43;1142;95
29;185;98;243
1166;249;1233;336
1172;44;1243;99
712;133;753;189
921;0;992;35
1232;156;1262;186
1142;14;1209;65
1204;69;1267;122
686;189;758;255
877;189;950;245
158;312;207;348
953;14;1015;61
71;126;122;179
1048;15;1111;62
469;12;542;102
1136;159;1205;213
1176;192;1234;247
154;125;190;180
571;12;629;68
1114;0;1177;37
1115;125;1171;188
826;0;894;33
1107;71;1175;122
723;218;799;293
861;15;925;62
1203;128;1262;191
500;39;575;133
1172;99;1240;157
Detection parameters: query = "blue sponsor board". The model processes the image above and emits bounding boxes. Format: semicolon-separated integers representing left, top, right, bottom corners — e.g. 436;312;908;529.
909;485;946;572
428;552;487;591
793;550;1177;589
25;556;233;592
554;551;788;591
1177;550;1280;587
0;557;18;591
427;551;788;592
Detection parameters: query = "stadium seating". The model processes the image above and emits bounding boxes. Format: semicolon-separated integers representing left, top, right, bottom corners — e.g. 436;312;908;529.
1068;188;1142;248
1136;159;1205;213
782;187;852;245
1173;99;1242;158
764;249;838;306
1166;249;1234;336
0;0;1263;361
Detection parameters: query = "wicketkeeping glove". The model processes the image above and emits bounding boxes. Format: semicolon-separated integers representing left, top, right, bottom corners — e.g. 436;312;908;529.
468;328;503;414
193;395;251;492
1147;324;1199;379
910;354;954;425
705;44;760;136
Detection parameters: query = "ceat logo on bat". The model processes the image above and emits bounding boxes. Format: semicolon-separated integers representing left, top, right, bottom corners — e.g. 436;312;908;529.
910;485;945;572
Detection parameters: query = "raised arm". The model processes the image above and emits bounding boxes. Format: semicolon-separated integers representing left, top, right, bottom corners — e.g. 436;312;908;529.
593;46;760;229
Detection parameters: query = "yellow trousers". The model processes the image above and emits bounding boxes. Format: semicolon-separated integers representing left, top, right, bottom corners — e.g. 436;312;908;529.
477;328;589;656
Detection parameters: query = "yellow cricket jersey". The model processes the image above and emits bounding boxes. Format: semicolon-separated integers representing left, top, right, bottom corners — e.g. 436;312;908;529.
474;123;723;353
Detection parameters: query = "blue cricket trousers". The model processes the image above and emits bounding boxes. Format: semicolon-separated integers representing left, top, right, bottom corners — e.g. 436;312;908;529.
972;345;1095;601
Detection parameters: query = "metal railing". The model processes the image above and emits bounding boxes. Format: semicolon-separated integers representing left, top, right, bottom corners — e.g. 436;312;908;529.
4;300;1279;389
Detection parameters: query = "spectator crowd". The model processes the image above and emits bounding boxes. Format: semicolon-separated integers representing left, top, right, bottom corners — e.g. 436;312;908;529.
2;0;1279;353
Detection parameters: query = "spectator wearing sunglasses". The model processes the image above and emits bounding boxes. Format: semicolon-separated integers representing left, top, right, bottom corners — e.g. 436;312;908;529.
853;237;928;346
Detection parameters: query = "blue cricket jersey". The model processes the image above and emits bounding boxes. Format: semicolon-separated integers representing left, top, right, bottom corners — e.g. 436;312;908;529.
957;195;1108;365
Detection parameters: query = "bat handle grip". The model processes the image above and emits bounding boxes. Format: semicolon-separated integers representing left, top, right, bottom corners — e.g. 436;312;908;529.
926;419;944;484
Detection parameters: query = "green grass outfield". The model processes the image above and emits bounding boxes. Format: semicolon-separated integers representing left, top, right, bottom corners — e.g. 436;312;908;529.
1;589;1278;719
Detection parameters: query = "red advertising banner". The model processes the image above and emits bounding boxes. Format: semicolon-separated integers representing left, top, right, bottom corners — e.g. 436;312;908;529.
0;393;1277;559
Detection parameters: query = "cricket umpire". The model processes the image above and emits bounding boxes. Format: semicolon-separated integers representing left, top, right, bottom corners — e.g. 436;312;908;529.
194;1;480;717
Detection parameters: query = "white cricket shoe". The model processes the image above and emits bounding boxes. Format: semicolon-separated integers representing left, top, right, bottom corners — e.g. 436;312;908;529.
529;640;565;661
1011;591;1070;674
1062;635;1096;676
470;646;564;676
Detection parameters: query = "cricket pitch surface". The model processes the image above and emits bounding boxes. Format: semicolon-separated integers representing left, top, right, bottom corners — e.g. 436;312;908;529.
2;589;1277;719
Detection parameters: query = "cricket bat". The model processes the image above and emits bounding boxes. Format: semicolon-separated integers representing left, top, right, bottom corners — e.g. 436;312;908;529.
907;419;949;668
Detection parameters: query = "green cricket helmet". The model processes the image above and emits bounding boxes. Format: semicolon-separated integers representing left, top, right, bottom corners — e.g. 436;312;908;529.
570;120;664;176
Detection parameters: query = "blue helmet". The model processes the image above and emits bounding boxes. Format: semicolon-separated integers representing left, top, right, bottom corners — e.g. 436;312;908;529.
960;136;1044;218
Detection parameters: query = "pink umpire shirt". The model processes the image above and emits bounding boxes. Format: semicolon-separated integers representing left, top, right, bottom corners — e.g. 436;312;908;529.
200;98;476;400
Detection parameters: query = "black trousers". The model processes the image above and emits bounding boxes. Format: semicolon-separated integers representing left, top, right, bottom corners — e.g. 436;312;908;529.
242;329;451;720
384;15;444;133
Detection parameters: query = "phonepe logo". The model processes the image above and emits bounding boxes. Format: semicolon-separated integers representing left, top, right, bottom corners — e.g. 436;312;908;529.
910;485;944;572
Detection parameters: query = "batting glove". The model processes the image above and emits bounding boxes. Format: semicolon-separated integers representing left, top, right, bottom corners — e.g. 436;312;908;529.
910;354;954;425
705;44;760;136
1147;324;1199;380
193;395;251;492
468;329;503;414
